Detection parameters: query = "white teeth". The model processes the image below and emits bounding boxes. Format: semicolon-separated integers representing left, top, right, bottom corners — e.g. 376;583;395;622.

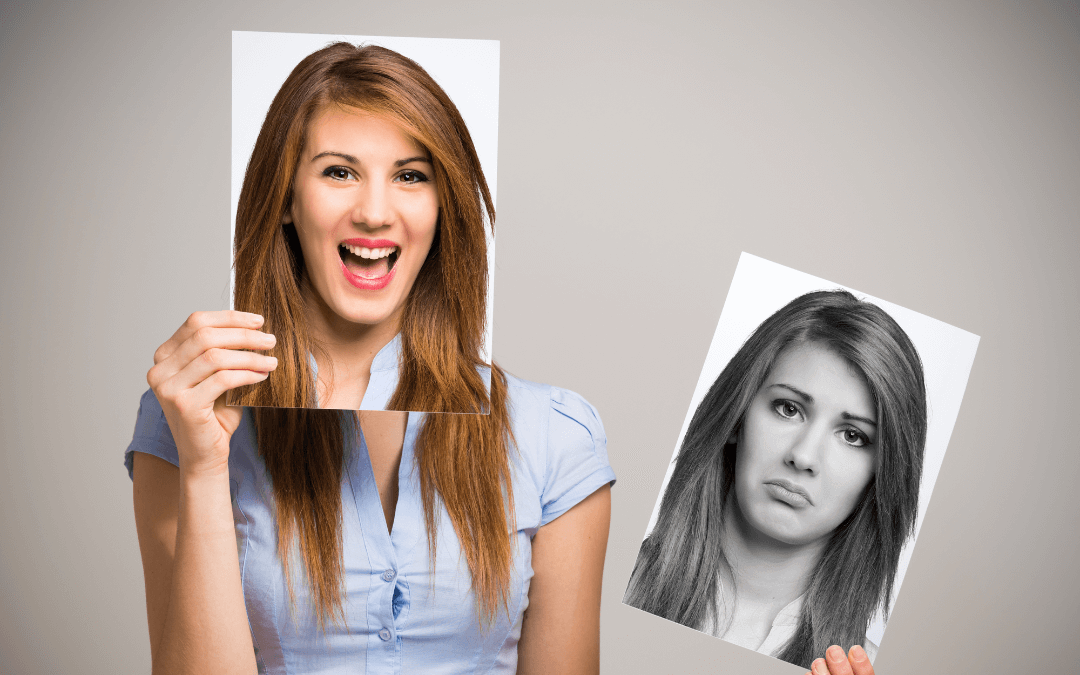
340;244;397;259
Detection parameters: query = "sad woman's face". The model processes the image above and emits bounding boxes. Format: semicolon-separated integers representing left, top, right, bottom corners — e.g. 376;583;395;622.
285;107;439;332
733;341;878;548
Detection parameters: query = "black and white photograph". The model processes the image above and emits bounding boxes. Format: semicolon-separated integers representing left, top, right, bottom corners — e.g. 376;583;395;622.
624;253;979;669
228;32;499;411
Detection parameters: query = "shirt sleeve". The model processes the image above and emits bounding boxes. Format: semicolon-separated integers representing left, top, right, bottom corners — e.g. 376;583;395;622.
124;388;180;480
539;387;617;527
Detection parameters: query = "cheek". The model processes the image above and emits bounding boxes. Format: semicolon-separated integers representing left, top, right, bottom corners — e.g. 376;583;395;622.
406;199;439;243
824;456;875;519
293;181;350;227
738;413;786;470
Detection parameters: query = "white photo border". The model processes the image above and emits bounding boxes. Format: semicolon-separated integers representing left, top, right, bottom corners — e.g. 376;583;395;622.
640;251;980;648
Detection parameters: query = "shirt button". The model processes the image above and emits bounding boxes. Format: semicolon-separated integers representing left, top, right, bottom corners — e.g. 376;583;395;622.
378;628;392;642
382;568;396;582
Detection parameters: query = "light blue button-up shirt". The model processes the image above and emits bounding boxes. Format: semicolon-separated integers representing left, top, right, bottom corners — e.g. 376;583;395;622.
125;340;615;674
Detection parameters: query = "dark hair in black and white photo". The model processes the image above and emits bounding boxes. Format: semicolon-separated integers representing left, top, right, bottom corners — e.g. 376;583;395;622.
624;289;927;668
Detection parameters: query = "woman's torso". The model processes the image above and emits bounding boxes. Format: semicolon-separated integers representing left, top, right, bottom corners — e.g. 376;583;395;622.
125;374;615;674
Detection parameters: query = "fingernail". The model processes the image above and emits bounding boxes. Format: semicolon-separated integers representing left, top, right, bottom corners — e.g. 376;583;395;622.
267;357;278;367
811;658;826;675
827;645;845;663
265;333;276;345
850;645;867;662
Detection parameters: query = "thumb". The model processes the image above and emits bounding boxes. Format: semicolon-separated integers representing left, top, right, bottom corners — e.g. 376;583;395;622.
214;393;245;436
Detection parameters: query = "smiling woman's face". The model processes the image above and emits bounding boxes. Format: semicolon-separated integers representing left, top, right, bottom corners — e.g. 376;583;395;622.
733;341;878;548
286;106;439;330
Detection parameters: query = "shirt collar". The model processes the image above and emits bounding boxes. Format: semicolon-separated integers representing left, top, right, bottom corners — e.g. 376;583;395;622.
308;334;402;408
370;333;402;373
772;594;804;627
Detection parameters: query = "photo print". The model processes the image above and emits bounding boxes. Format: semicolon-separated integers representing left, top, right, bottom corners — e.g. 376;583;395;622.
624;252;979;668
228;31;500;411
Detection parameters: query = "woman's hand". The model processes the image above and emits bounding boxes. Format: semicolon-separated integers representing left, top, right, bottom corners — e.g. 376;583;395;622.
808;645;874;675
146;310;276;476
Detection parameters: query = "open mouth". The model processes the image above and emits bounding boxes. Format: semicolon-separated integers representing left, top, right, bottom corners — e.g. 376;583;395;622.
338;243;400;280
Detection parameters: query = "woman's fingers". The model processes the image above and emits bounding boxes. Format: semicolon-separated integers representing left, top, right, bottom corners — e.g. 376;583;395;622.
153;311;265;365
809;645;873;675
188;367;271;411
166;346;277;396
149;326;276;390
164;350;276;411
825;645;855;675
847;645;874;675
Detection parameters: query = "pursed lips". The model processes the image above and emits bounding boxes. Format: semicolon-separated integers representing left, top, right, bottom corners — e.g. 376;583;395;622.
764;478;814;506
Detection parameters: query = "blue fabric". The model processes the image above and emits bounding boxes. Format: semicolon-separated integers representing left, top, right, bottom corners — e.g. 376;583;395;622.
124;368;615;674
312;335;491;411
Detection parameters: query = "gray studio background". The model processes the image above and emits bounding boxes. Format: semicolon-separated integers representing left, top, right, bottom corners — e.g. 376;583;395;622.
1;1;1077;673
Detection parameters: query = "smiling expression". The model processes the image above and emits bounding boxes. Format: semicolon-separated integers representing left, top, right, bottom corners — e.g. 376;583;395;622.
733;341;878;547
285;107;439;330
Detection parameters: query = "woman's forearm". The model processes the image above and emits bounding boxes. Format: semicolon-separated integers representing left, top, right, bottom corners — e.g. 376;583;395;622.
152;467;255;675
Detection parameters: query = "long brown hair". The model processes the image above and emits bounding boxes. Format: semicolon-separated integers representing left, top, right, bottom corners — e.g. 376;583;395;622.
230;43;514;627
624;290;927;667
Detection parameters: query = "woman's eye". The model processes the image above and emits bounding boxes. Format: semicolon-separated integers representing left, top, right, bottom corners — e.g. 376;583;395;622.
773;400;800;419
324;166;355;181
397;170;428;184
840;428;870;447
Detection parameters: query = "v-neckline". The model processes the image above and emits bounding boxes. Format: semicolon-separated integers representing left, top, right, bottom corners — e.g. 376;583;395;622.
347;413;426;565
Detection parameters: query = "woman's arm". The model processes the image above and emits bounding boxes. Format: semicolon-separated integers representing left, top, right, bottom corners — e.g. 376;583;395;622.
134;454;256;674
134;310;276;674
808;645;875;675
516;484;611;675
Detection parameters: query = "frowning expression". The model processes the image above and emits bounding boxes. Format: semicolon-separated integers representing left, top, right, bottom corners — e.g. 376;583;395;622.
286;107;439;329
733;341;878;547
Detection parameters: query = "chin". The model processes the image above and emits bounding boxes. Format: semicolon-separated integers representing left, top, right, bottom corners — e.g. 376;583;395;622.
744;502;823;547
335;302;398;327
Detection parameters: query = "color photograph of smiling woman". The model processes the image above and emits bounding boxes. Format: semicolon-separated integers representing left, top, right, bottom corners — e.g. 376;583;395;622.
228;32;499;412
125;39;614;675
624;288;928;670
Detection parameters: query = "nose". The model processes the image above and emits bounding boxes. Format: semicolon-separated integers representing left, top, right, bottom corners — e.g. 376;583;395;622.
784;425;826;475
351;180;394;230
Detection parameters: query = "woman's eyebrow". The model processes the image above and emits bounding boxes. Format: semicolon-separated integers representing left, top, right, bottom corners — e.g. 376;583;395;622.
311;150;358;163
395;155;431;167
841;412;877;427
771;383;814;403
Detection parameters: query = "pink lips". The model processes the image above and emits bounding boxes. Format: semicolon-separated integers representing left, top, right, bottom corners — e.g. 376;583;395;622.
340;258;396;290
341;237;398;248
764;479;814;507
338;238;399;291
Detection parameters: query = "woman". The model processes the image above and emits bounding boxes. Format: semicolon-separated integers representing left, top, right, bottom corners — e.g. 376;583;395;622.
625;290;926;670
127;43;614;674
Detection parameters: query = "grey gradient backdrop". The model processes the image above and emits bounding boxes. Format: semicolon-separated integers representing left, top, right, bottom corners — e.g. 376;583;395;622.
1;1;1077;673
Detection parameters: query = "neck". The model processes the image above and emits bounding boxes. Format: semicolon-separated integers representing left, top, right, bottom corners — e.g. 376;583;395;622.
302;281;401;409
